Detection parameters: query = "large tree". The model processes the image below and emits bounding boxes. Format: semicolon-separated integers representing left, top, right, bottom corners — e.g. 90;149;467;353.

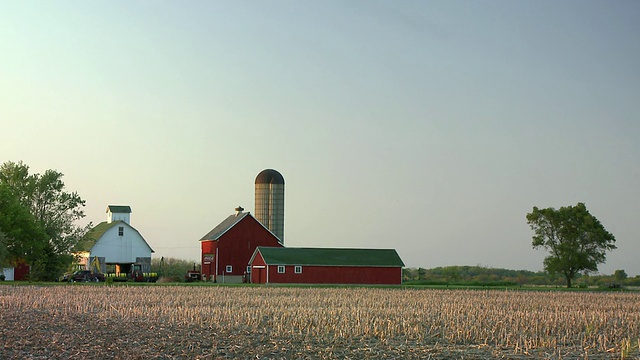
0;161;89;280
526;202;616;288
0;184;47;270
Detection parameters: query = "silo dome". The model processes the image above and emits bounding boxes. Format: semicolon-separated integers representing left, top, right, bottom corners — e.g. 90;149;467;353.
254;169;285;244
255;169;285;185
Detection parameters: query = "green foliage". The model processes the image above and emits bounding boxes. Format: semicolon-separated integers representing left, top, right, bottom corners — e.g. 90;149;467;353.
614;269;628;281
0;231;7;268
152;257;199;282
0;161;89;281
403;266;638;288
403;265;544;286
527;202;616;288
0;184;47;269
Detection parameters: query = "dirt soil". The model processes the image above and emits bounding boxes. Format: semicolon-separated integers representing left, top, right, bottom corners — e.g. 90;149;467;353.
2;285;633;359
0;307;609;360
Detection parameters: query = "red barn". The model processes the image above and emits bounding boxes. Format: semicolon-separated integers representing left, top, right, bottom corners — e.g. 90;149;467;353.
200;207;282;283
1;259;30;281
249;247;404;285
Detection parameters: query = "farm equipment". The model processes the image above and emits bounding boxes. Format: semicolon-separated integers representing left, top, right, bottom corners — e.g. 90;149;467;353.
129;264;158;282
103;262;158;282
185;270;202;282
184;263;202;282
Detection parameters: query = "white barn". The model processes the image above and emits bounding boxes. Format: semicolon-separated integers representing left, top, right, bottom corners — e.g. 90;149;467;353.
78;205;154;274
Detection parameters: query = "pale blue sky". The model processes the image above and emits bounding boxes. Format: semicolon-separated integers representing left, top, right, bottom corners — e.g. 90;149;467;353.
2;2;639;275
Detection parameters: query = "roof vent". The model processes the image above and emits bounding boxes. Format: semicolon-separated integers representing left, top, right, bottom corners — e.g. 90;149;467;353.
235;206;244;216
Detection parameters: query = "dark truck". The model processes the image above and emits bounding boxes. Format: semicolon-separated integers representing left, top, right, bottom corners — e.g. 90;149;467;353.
67;270;105;282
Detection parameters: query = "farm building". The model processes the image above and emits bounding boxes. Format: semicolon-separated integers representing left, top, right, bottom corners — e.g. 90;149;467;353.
1;259;30;281
200;207;282;283
76;205;154;275
249;247;405;285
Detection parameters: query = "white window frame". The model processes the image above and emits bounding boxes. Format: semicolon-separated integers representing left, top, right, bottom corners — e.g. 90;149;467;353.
294;266;302;274
277;265;285;273
225;265;232;273
246;266;251;274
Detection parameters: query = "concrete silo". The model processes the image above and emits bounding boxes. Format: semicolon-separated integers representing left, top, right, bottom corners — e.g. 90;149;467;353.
254;169;285;244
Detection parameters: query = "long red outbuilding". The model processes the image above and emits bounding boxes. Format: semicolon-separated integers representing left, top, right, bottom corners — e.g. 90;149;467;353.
249;247;405;285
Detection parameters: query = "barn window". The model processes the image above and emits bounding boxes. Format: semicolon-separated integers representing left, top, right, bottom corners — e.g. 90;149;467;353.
277;266;285;273
225;265;232;273
294;266;302;274
118;227;124;236
246;266;251;274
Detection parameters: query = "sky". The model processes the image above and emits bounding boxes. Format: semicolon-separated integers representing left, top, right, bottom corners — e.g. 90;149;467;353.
1;1;639;276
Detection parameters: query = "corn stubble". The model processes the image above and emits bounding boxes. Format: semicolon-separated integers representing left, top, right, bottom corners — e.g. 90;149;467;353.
1;286;638;359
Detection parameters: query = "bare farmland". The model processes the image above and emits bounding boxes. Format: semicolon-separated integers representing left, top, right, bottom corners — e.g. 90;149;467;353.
1;286;639;359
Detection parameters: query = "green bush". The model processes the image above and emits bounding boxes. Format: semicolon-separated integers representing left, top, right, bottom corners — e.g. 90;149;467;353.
152;257;198;282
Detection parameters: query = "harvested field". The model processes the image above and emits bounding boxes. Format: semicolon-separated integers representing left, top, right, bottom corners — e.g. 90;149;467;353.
1;285;639;359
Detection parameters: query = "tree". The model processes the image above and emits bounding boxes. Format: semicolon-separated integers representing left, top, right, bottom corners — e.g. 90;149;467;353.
442;266;461;283
526;202;616;288
0;161;89;280
0;231;7;268
402;267;417;281
417;267;427;280
614;269;628;282
0;184;47;270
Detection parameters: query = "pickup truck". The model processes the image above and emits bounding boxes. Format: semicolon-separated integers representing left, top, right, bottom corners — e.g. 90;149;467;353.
67;270;105;282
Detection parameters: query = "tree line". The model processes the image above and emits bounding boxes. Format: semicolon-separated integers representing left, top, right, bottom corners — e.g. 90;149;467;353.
402;265;638;287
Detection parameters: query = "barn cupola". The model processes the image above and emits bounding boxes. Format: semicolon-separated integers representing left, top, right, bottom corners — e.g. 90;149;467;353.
107;205;132;224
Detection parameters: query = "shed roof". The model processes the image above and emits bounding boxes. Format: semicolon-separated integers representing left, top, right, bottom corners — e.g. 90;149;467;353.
107;205;132;213
253;247;405;267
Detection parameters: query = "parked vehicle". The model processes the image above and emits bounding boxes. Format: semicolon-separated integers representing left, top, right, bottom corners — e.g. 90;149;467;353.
68;270;105;282
128;264;158;282
185;270;202;282
185;263;203;282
